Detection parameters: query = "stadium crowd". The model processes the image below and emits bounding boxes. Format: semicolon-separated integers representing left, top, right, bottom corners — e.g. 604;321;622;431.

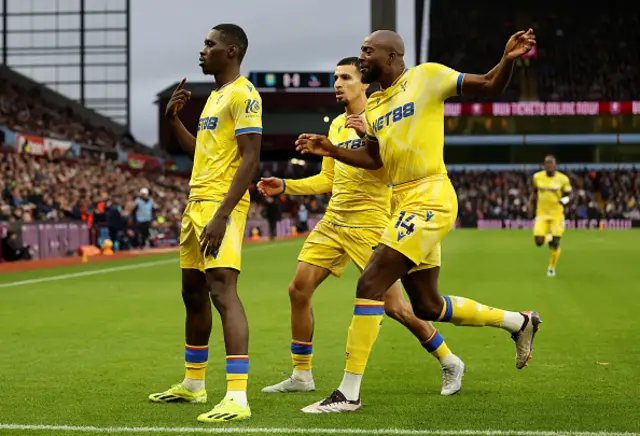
429;0;639;102
2;152;638;254
453;168;640;226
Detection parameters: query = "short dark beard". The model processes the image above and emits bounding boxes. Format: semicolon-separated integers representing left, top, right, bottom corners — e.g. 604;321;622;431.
361;69;379;84
337;97;349;106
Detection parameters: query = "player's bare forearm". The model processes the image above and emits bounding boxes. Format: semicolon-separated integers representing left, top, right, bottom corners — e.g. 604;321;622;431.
216;134;261;219
461;57;515;98
329;140;382;170
167;115;196;158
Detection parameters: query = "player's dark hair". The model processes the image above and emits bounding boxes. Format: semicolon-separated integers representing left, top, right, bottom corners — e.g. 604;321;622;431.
212;23;249;62
545;154;557;162
337;57;361;69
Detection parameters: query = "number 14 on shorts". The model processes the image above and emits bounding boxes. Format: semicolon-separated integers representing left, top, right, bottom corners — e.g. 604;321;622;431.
395;211;416;241
395;210;434;241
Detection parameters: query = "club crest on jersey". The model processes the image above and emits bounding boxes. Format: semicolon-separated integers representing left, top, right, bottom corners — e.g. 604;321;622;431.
216;94;224;105
400;80;408;92
372;102;415;133
338;126;343;133
426;211;434;221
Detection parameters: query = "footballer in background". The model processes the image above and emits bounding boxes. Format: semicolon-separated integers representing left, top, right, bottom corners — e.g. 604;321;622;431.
529;155;572;277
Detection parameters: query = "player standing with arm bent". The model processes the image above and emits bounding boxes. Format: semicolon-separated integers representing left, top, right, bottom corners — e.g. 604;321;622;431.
297;29;541;413
529;155;572;277
148;24;261;423
258;57;464;397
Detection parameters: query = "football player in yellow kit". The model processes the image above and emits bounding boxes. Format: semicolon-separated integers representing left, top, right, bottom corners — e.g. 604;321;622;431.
258;57;464;398
148;24;260;423
530;155;572;277
296;29;542;413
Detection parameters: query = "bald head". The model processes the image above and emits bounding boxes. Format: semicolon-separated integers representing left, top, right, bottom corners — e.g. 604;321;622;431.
359;30;407;87
369;30;405;57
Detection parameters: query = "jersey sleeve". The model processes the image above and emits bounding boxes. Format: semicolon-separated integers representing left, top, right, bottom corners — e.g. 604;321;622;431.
284;157;334;195
229;88;263;136
417;62;464;101
562;175;572;193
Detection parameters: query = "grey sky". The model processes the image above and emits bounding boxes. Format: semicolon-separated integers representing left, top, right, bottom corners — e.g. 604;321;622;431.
129;0;417;145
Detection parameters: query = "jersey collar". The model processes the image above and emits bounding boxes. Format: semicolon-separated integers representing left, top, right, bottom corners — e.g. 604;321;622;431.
390;68;409;88
216;74;241;91
369;68;409;98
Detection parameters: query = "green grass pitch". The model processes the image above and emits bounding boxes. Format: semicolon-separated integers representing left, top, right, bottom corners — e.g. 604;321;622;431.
1;230;639;436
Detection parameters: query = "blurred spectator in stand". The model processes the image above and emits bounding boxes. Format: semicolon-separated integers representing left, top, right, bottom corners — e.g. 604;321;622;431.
1;230;32;262
263;196;282;241
297;204;309;233
134;188;154;249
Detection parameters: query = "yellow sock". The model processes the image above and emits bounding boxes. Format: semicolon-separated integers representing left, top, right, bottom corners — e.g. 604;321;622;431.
549;247;561;269
226;355;249;392
344;298;384;375
291;340;313;371
438;296;505;327
421;330;451;361
185;344;208;380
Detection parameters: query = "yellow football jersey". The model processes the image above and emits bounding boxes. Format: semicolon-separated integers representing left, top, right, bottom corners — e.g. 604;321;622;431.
533;170;572;216
364;63;463;185
285;113;391;228
189;75;262;214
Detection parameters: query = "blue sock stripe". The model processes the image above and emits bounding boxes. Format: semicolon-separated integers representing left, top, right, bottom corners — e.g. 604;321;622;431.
441;296;453;322
185;347;208;364
422;331;445;353
354;305;385;316
291;342;313;355
226;358;249;374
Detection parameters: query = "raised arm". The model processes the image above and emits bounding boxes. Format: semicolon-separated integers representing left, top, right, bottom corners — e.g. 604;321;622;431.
460;29;536;98
165;78;197;158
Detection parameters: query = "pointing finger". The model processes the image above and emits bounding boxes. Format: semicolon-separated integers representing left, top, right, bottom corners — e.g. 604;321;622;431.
176;77;187;91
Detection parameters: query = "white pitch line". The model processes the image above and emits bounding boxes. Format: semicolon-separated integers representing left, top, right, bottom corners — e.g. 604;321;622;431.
0;259;177;288
0;240;302;289
0;424;637;436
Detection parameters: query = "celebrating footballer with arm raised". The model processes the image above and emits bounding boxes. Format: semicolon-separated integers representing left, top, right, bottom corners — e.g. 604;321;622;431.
297;29;542;414
149;23;260;424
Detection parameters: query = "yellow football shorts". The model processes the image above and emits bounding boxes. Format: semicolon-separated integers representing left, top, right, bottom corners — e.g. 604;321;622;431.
298;219;384;277
180;200;246;272
533;214;565;237
380;175;458;274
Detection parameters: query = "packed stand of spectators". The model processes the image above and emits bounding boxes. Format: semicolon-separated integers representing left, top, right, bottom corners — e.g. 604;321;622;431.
2;152;638;257
532;2;640;101
454;168;640;227
1;152;189;252
0;79;142;153
429;0;640;102
428;0;521;102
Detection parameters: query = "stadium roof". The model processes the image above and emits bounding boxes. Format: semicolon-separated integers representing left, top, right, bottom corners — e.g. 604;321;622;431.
1;65;128;136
